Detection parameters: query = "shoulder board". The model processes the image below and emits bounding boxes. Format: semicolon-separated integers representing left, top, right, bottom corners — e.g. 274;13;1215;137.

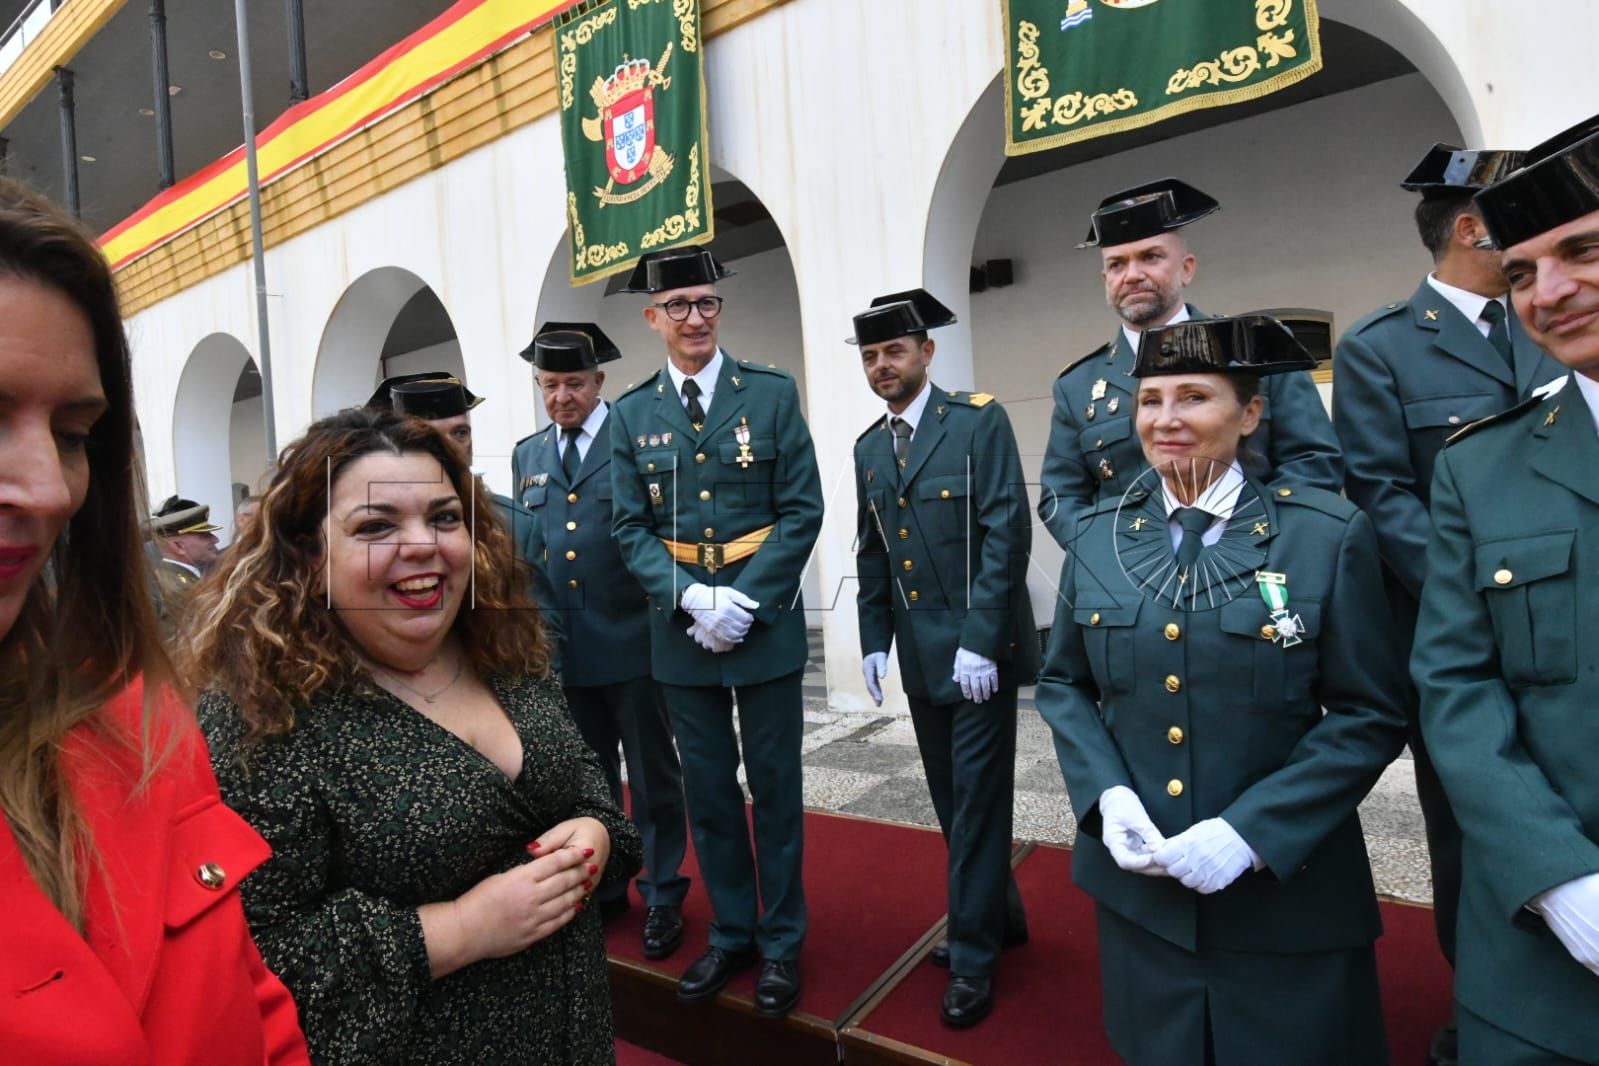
737;359;792;378
945;391;995;408
1270;485;1356;520
513;426;552;449
1058;341;1113;379
1445;392;1549;447
1345;300;1407;336
856;414;888;442
616;369;663;400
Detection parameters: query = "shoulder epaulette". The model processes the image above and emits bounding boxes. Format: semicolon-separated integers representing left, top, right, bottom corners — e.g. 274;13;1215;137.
616;369;663;400
1345;300;1407;337
945;390;995;408
1058;341;1114;379
1269;485;1357;520
1445;392;1550;447
856;414;888;442
738;359;792;378
513;426;552;449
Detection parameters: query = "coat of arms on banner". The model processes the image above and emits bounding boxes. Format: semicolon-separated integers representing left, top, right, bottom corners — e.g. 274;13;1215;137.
581;52;676;204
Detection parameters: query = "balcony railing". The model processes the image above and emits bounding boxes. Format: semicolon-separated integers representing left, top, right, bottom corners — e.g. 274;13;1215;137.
0;0;62;79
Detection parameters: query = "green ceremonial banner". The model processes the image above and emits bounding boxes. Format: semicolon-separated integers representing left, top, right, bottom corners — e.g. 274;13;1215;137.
557;0;713;285
1002;0;1322;156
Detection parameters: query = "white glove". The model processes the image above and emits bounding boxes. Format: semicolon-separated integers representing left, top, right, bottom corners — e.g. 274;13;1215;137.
863;652;890;706
1097;786;1169;876
1531;871;1599;976
680;583;759;644
686;621;736;654
952;647;999;703
1153;818;1260;895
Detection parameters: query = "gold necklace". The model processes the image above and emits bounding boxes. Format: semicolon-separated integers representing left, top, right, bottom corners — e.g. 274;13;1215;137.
376;656;464;704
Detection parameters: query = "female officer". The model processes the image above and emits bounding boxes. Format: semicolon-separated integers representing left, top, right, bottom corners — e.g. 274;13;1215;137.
1037;315;1409;1065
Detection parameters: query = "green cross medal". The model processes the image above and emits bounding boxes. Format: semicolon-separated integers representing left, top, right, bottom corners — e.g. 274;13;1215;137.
1256;571;1304;648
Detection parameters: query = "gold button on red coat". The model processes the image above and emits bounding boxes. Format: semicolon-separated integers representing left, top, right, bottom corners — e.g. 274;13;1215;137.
195;863;227;891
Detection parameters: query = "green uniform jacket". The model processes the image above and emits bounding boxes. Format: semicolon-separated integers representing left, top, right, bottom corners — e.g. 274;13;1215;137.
1334;280;1561;612
1412;378;1599;1062
1039;480;1407;955
854;385;1040;704
512;411;651;687
609;355;823;687
1038;307;1343;549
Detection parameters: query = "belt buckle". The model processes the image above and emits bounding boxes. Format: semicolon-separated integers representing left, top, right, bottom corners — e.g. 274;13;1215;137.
698;542;724;574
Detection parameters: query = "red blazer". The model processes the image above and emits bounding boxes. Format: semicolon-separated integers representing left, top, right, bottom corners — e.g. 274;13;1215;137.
0;678;310;1065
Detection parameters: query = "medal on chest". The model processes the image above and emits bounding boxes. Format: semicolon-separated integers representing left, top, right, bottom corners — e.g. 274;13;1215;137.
1256;571;1304;648
735;417;754;468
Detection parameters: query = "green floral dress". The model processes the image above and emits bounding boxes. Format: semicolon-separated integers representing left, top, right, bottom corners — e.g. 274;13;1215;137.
201;673;642;1066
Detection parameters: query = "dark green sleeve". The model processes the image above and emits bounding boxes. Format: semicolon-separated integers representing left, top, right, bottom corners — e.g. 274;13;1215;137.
1260;369;1344;493
1413;451;1599;920
1333;331;1430;596
199;695;430;1066
958;403;1032;659
1038;373;1094;550
1221;511;1408;878
854;444;893;658
609;399;698;607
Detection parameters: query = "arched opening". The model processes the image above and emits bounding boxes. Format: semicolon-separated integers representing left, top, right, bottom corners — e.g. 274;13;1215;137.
924;17;1476;627
172;334;267;545
312;267;464;418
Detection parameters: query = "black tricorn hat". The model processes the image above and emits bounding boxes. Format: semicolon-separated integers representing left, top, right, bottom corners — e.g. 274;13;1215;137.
1133;314;1316;379
615;246;734;294
847;288;957;345
149;495;223;535
1475;113;1599;250
1079;178;1220;249
1400;143;1525;196
367;372;483;419
522;322;623;372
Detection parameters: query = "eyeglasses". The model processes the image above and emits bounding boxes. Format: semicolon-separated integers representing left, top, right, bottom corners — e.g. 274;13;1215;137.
651;296;725;321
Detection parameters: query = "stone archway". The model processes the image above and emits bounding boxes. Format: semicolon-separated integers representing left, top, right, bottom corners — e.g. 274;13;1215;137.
172;333;263;544
312;267;465;418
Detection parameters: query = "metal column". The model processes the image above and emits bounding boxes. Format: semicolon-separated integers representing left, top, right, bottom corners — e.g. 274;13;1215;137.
235;0;277;457
285;0;308;104
55;67;77;215
149;0;175;188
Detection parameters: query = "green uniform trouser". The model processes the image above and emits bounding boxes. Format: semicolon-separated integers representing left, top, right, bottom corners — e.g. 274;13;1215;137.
661;670;805;960
1458;1004;1596;1066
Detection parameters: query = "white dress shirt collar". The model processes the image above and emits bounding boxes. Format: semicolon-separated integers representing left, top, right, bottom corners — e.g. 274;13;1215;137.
1427;274;1508;339
888;379;934;434
1121;303;1191;356
665;348;725;413
1160;460;1246;550
1573;372;1599;437
558;399;609;462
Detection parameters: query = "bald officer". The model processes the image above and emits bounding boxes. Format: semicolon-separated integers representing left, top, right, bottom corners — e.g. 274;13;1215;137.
1038;178;1342;549
512;323;690;959
608;246;823;1017
1413;115;1599;1064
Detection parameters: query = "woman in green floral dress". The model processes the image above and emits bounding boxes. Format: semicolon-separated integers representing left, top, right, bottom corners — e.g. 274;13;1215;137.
183;408;642;1065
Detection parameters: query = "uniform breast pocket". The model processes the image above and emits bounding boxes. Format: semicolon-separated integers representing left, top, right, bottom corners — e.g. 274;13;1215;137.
634;451;679;514
1217;598;1323;710
520;485;548;511
1074;598;1141;697
916;474;971;543
716;435;777;511
1077;415;1135;487
1475;529;1578;687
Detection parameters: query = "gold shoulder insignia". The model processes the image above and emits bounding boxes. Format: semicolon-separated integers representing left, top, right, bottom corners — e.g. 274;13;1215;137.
969;392;994;407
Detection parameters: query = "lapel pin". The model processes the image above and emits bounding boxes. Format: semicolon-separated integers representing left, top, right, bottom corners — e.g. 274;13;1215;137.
1098;458;1114;481
731;376;742;387
1425;309;1440;321
1252;522;1269;536
1091;378;1108;400
1545;405;1561;427
1107;396;1120;414
1129;516;1148;531
1085;402;1097;421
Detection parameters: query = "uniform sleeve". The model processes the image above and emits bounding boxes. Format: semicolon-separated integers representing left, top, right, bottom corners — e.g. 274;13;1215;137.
1034;552;1131;838
200;696;432;1066
1260;369;1344;494
1220;510;1408;878
1332;331;1430;596
1413;451;1599;921
609;398;699;607
728;376;825;627
854;442;894;657
1038;373;1095;550
958;403;1033;659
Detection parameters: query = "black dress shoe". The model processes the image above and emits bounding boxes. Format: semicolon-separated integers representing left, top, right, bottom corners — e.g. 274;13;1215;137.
929;924;1029;968
753;958;802;1018
642;905;684;960
1427;1012;1459;1066
940;975;993;1028
677;945;757;1003
598;894;631;924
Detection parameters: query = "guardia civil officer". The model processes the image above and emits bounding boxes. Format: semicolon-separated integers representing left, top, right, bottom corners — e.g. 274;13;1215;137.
1333;142;1563;1066
512;323;690;959
850;289;1035;1028
1037;179;1342;549
1413;115;1599;1064
607;246;824;1017
1037;315;1408;1066
147;495;223;640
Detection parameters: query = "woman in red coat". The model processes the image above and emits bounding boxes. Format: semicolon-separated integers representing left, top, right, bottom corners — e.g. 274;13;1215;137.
0;176;310;1065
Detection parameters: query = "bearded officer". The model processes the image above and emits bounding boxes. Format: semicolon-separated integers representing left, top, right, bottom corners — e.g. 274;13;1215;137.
1333;142;1563;1066
1413;114;1599;1065
607;245;823;1017
512;322;690;959
1038;178;1342;549
851;288;1035;1028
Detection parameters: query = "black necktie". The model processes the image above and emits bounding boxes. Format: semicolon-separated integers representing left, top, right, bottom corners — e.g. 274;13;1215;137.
1173;506;1214;571
681;379;705;429
561;427;582;480
891;417;913;475
1481;300;1514;370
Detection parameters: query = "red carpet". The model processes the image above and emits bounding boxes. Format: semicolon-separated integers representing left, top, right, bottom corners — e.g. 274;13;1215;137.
615;1039;683;1065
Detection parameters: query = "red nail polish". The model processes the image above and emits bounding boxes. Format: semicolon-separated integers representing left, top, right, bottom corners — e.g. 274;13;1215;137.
587;863;598;875
574;901;584;913
582;879;592;890
531;840;542;850
582;847;595;858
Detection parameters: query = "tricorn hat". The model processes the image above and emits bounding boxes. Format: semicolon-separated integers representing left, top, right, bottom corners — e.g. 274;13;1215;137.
149;495;223;536
1474;113;1599;250
522;322;623;372
367;373;483;419
1133;314;1316;379
847;288;958;346
615;246;734;294
1079;178;1220;249
1400;143;1525;196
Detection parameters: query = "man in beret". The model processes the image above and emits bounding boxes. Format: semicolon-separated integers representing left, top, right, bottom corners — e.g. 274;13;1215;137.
147;495;222;639
1038;178;1342;548
1413;114;1599;1064
1333;142;1562;1066
512;322;690;959
607;245;823;1017
851;288;1035;1028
